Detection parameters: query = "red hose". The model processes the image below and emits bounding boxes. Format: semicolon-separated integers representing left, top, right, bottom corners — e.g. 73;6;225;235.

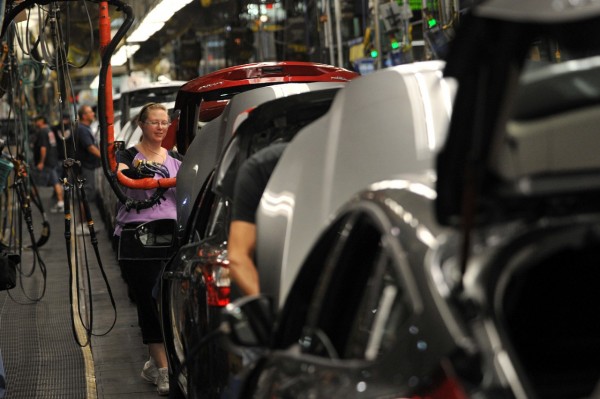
116;171;176;189
99;2;116;171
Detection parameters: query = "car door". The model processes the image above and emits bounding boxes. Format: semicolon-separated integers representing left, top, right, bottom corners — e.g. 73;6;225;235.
251;207;419;398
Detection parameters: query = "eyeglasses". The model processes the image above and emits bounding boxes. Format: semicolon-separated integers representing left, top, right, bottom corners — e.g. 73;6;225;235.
144;120;171;127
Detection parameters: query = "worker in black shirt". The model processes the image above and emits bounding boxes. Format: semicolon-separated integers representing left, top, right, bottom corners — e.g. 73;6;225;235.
32;115;64;213
228;142;288;296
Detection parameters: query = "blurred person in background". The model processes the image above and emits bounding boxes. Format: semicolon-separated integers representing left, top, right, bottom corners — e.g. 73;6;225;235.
74;105;101;234
31;115;64;213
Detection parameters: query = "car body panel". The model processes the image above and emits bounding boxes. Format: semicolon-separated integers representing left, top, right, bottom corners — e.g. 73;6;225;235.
244;175;600;398
255;60;454;306
169;62;358;153
474;0;600;22
238;180;475;398
228;2;600;398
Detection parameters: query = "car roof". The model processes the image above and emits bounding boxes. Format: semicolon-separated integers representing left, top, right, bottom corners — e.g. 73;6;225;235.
172;62;359;153
174;82;348;234
255;61;452;306
179;62;356;94
213;88;342;201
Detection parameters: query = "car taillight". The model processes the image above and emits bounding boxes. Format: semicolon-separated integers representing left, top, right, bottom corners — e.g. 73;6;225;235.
410;375;469;399
202;261;231;307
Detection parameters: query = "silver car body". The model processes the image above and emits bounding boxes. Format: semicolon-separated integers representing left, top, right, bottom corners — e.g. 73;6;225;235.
255;60;455;306
225;2;600;397
175;82;350;235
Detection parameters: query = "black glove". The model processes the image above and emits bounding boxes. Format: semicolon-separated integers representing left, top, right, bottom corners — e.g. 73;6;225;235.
121;168;154;179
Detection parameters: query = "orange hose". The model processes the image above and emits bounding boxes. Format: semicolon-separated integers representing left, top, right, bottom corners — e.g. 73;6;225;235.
116;171;177;189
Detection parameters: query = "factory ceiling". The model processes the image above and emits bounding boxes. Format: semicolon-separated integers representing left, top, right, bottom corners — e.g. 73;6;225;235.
7;1;205;92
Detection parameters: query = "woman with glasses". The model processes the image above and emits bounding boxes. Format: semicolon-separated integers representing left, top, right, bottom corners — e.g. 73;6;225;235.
113;102;181;396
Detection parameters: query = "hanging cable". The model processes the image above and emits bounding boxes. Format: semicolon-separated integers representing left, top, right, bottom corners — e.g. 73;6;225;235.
2;28;49;249
60;0;94;69
0;24;50;304
7;156;48;304
62;159;117;347
45;1;119;346
0;0;142;340
27;173;51;248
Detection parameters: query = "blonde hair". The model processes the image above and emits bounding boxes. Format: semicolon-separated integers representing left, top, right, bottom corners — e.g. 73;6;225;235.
138;102;169;142
137;102;168;123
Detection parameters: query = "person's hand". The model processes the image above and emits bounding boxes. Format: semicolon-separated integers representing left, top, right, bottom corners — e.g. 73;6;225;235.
36;162;43;171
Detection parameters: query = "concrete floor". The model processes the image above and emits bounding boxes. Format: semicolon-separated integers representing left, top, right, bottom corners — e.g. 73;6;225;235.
0;186;161;398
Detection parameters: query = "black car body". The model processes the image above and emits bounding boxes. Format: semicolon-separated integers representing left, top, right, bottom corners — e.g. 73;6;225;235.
221;1;600;398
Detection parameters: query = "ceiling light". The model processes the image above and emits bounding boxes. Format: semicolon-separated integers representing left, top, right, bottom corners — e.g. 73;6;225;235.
127;21;165;43
90;74;100;89
126;0;194;43
110;44;140;67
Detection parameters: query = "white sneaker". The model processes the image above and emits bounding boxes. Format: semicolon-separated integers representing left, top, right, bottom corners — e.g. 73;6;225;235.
141;358;158;384
156;367;169;396
50;203;64;213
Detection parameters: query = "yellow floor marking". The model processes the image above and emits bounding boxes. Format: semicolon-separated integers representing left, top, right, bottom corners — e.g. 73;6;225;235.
70;221;98;399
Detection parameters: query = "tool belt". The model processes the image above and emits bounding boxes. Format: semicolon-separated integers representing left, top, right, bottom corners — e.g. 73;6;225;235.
118;219;177;261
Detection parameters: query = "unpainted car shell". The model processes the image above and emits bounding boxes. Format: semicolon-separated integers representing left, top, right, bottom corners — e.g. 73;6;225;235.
255;60;454;307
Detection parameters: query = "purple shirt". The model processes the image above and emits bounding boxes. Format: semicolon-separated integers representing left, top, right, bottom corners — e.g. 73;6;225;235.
114;153;181;236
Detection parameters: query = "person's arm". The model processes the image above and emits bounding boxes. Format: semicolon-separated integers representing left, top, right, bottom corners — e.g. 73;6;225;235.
37;146;47;170
116;148;139;171
87;144;101;159
227;220;259;296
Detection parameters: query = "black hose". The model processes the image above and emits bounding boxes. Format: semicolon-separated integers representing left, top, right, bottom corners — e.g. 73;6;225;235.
1;0;53;40
63;163;118;347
